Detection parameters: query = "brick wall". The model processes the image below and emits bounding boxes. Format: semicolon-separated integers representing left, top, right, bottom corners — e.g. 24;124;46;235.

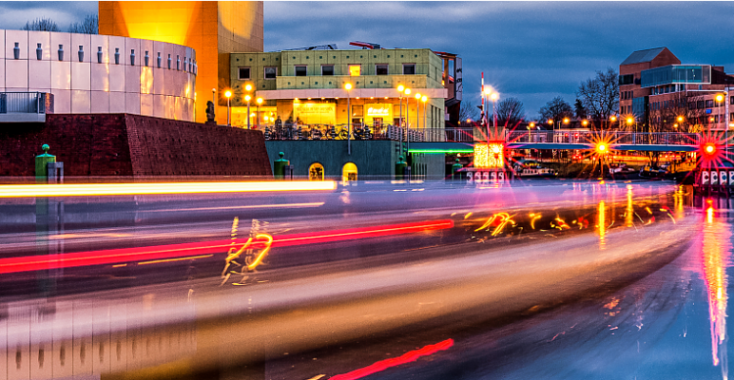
0;114;272;177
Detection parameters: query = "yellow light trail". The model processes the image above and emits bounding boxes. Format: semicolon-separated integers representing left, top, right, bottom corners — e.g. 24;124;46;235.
702;202;730;374
597;201;606;250
138;254;213;265
0;181;337;198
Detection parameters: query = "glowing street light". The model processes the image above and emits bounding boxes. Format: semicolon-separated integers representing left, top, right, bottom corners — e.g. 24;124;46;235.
345;83;353;155
582;119;589;127
256;97;263;129
547;118;553;125
225;90;232;127
244;94;252;129
563;117;570;125
421;95;428;132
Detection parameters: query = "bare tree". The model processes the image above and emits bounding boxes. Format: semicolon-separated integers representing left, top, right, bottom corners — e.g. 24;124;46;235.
458;100;480;123
69;14;98;34
496;97;525;128
22;17;59;32
539;96;573;125
648;92;707;133
577;68;619;128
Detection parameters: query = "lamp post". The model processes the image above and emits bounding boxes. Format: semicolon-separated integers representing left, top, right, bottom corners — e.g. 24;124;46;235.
211;88;216;105
256;97;263;129
345;83;352;155
225;90;232;127
397;85;405;128
244;95;251;129
405;88;411;151
415;93;421;141
422;95;428;140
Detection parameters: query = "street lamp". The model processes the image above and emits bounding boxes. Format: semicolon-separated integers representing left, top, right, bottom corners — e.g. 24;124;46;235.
582;119;588;127
397;85;405;128
225;90;232;127
415;93;421;140
256;97;263;129
421;95;428;139
483;86;493;127
243;95;251;129
345;82;353;155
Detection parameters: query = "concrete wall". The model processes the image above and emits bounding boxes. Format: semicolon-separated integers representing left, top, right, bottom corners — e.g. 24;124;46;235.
264;140;446;180
0;29;196;121
0;113;271;177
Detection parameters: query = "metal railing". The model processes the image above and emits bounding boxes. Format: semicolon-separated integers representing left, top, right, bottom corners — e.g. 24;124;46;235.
505;131;701;146
261;123;448;142
0;92;48;114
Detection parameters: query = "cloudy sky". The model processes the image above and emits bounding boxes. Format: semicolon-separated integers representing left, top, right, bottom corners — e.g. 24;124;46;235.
2;1;733;119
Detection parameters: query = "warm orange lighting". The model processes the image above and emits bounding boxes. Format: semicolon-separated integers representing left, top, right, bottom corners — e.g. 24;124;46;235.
421;95;427;102
596;143;608;154
415;93;421;99
244;95;251;102
245;84;252;92
678;115;684;122
547;119;553;125
349;65;361;76
0;181;337;198
490;92;499;101
529;122;535;128
563;117;570;124
256;97;263;105
582;119;588;126
224;90;232;98
705;143;716;155
405;88;411;95
344;83;353;91
610;115;617;122
474;142;504;169
483;87;493;96
397;84;404;93
626;117;633;125
716;94;725;103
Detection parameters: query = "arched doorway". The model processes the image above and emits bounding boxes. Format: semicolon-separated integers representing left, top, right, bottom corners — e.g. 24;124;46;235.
342;162;358;183
309;162;324;181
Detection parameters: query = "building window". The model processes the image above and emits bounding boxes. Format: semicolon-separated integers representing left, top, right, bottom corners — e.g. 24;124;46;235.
238;67;251;80
706;100;714;108
321;65;334;76
295;65;307;76
376;64;388;75
731;96;734;105
349;64;361;76
403;64;416;75
264;66;277;79
309;163;324;181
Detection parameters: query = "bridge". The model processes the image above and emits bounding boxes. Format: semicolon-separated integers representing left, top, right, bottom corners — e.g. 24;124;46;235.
410;129;703;154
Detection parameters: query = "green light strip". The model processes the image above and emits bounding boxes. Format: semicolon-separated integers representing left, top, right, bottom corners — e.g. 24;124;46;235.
408;149;475;154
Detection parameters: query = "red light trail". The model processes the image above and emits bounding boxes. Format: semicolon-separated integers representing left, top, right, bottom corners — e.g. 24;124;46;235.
329;338;454;380
0;220;454;274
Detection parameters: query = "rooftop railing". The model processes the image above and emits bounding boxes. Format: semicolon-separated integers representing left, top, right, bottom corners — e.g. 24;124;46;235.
0;92;50;114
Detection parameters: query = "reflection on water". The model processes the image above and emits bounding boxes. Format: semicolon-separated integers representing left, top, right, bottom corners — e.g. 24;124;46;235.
702;199;732;379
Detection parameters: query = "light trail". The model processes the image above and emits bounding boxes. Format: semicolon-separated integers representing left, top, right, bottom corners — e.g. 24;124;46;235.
0;181;336;198
702;201;730;378
0;220;454;274
329;339;454;380
144;202;325;213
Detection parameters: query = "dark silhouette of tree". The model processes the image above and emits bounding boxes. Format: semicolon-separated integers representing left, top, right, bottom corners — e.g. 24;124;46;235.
577;68;619;128
69;14;98;34
496;97;525;128
21;17;59;32
458;100;480;123
539;96;573;126
574;99;587;119
649;92;708;133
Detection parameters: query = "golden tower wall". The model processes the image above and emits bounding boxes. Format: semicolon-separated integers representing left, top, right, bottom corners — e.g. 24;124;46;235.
99;1;264;124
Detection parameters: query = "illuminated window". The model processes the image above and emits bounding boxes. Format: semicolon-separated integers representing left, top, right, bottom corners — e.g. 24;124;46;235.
309;163;324;181
264;66;277;79
376;64;388;75
238;67;250;80
349;65;361;76
342;162;358;183
295;65;307;76
321;65;334;76
403;64;416;75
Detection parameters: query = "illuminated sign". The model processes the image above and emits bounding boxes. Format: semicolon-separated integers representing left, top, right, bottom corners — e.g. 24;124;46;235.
367;106;390;117
474;142;504;169
294;102;336;125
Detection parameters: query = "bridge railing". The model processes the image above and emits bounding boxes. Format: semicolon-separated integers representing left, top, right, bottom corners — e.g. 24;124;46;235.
505;131;700;146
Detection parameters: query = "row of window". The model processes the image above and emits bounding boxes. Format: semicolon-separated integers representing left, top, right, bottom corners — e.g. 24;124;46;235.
621;90;633;100
238;64;417;80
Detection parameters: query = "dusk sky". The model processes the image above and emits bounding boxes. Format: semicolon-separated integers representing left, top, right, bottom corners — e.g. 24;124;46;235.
2;1;733;120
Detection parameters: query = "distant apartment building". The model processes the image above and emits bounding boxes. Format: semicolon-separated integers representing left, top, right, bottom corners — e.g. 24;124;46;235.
619;47;734;132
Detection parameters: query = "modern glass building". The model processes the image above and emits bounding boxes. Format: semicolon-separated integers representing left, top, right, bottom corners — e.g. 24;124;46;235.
640;65;711;88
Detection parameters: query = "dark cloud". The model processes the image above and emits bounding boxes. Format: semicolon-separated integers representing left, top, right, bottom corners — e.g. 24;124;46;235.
3;2;732;119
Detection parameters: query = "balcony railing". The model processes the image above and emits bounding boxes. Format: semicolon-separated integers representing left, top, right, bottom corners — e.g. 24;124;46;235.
262;123;447;142
506;131;700;146
0;92;51;114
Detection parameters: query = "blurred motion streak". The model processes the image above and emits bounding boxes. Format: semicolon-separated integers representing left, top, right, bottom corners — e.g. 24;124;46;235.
474;212;515;235
146;202;325;213
0;220;453;274
0;181;337;198
702;201;730;378
329;338;454;380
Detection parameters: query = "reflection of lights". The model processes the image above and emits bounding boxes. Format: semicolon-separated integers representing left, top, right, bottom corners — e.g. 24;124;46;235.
529;213;542;229
0;220;455;274
701;201;730;372
0;181;337;198
330;339;454;380
626;188;634;227
597;201;606;250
